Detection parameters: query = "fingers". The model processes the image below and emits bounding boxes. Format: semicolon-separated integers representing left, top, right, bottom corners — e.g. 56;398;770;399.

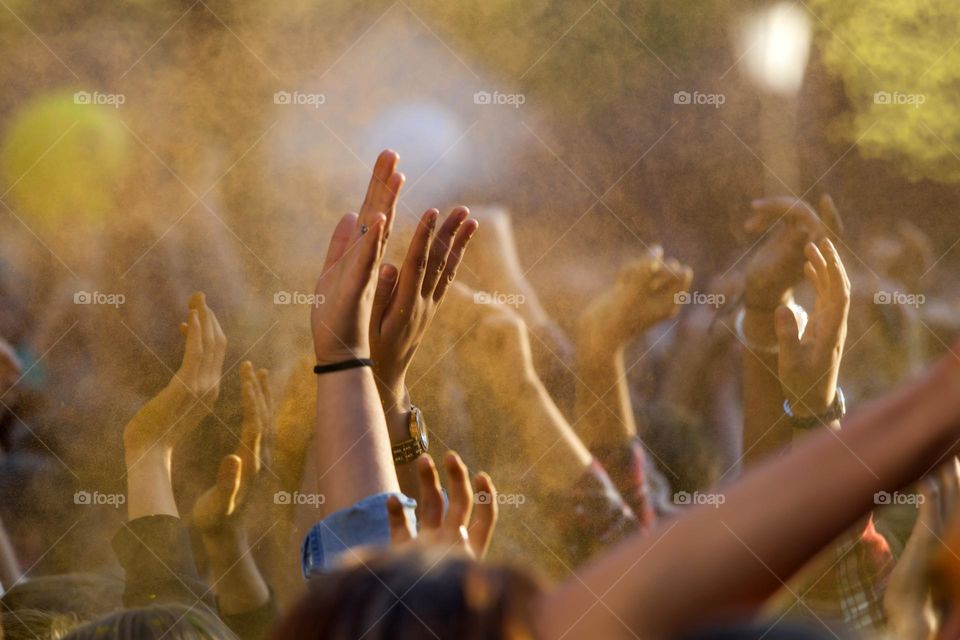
387;495;414;546
804;242;829;292
189;292;228;384
433;217;479;303
422;207;468;297
359;150;404;237
239;361;264;476
469;472;498;559
321;213;360;275
416;455;444;530
747;197;818;234
818;194;844;239
442;451;473;535
215;454;243;517
391;209;438;314
179;309;203;380
819;238;850;298
371;263;399;329
349;213;387;286
194;293;217;369
256;367;273;420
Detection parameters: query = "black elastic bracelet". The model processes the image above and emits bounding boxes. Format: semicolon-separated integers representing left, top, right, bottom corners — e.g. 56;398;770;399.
313;358;374;375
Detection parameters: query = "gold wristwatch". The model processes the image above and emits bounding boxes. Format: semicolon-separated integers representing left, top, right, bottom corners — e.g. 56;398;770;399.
391;405;428;465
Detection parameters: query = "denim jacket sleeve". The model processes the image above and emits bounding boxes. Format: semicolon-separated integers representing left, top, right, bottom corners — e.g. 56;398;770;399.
301;492;417;578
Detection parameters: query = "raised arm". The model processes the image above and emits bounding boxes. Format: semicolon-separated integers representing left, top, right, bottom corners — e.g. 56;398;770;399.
370;206;478;500
574;247;692;523
191;360;273;620
309;150;403;512
740;195;842;463
541;339;960;638
116;292;227;608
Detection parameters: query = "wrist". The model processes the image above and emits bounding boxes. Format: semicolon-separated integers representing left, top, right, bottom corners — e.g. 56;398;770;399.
314;345;370;366
382;386;413;444
201;525;248;561
789;388;836;418
124;442;172;473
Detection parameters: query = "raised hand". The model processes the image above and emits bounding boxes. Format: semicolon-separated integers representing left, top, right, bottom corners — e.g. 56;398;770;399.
386;451;498;560
311;150;403;364
744;195;843;311
191;361;273;616
775;239;850;419
123;292;227;463
578;246;693;352
192;360;272;535
370;206;478;402
886;460;960;639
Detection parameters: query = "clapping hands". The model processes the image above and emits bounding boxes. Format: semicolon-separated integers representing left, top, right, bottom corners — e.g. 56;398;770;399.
192;360;274;536
123;292;227;463
370;207;478;403
311;151;403;365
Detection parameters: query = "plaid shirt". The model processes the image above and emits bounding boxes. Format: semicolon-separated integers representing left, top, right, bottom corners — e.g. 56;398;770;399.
777;515;893;634
592;438;657;531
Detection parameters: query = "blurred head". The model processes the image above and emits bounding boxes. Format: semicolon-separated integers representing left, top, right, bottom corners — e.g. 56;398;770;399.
1;573;122;622
61;605;236;640
0;608;78;640
273;549;542;640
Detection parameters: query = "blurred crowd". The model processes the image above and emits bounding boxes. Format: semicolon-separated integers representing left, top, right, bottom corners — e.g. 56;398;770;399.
1;148;960;640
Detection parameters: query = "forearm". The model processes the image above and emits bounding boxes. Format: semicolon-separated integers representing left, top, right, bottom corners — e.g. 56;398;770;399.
574;344;636;450
541;352;960;639
314;367;399;513
379;384;420;501
202;529;270;615
513;374;593;493
741;308;791;464
125;447;178;519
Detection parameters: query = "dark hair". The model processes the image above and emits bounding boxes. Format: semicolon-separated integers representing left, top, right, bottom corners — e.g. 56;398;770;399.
273;549;543;640
0;608;79;640
61;605;237;640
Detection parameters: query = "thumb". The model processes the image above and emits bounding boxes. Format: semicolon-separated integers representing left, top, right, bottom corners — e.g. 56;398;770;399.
215;454;243;517
371;263;398;328
774;305;802;361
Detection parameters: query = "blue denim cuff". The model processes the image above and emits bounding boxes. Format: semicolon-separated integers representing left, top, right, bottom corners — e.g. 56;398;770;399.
301;492;417;577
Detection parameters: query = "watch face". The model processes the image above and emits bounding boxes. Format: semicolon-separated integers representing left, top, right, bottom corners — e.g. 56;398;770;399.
410;406;428;452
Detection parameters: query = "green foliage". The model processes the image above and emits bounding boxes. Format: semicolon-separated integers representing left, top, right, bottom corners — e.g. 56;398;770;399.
810;0;960;183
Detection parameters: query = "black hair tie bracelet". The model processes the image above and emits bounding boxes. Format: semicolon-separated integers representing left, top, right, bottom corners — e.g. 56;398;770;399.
313;358;374;375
